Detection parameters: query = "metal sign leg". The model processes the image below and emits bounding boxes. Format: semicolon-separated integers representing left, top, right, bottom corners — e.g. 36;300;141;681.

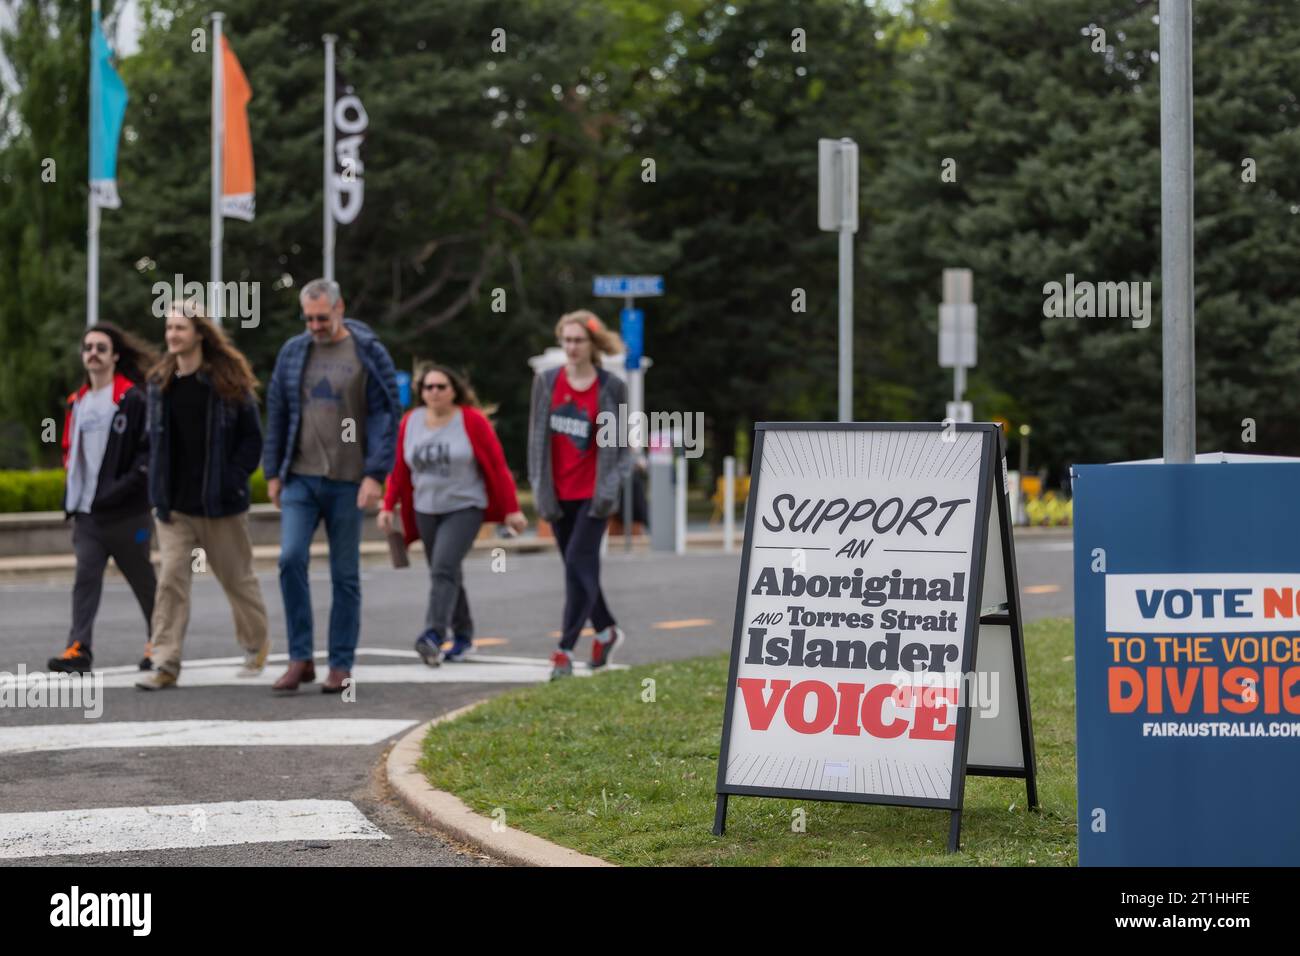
712;794;729;836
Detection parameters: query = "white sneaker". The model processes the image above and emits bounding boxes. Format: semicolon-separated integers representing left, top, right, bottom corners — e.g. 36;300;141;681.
237;638;271;678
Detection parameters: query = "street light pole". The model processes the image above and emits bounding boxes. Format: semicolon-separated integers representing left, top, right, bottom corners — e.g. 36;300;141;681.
1160;0;1196;463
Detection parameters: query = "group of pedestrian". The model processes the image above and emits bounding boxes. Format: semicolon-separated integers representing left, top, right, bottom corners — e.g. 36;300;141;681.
47;282;631;687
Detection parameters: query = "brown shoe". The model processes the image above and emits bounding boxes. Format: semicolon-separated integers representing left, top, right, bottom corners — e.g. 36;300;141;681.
271;660;316;693
321;667;351;694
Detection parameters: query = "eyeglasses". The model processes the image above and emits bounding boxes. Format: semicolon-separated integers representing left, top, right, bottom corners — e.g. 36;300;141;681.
82;342;111;354
560;336;589;346
300;313;332;325
422;382;451;392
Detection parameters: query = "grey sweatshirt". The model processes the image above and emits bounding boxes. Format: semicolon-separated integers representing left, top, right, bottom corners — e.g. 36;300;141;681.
527;366;632;522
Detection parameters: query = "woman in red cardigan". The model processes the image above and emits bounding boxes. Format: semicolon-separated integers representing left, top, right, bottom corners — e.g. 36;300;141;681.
379;364;526;664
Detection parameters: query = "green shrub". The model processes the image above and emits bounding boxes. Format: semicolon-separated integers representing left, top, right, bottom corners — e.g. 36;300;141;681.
0;468;271;513
249;467;268;504
21;471;65;511
0;470;65;513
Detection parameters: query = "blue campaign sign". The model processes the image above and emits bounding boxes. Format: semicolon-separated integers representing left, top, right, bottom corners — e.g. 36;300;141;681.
395;370;412;408
620;308;643;370
592;275;664;298
1073;461;1300;866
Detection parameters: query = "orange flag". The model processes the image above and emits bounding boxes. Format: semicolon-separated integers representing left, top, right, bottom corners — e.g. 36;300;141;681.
220;35;255;221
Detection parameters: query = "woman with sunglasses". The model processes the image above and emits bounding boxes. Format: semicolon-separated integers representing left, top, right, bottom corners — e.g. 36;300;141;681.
380;364;526;664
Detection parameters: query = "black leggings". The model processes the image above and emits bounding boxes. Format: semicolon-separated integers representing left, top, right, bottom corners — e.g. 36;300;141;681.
552;499;615;650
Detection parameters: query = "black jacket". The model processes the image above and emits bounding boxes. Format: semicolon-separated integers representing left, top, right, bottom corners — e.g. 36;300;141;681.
61;374;151;520
147;372;263;521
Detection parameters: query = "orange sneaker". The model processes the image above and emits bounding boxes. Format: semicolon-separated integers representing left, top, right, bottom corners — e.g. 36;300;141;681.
48;641;93;674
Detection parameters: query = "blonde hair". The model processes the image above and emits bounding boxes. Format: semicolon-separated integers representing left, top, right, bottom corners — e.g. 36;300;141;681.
554;310;623;366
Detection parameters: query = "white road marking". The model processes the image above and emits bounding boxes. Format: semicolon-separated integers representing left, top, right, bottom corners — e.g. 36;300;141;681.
0;799;386;860
0;718;417;755
0;650;622;690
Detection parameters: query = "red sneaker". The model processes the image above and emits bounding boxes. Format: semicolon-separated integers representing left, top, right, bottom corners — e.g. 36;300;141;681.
549;650;574;680
590;626;625;669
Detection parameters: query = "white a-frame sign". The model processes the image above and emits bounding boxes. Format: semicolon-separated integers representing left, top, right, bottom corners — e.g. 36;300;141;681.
713;422;1037;852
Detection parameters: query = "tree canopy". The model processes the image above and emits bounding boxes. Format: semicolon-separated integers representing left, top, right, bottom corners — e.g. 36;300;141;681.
2;0;1298;478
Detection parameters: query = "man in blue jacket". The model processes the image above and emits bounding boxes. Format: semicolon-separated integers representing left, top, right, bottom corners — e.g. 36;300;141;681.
262;279;400;693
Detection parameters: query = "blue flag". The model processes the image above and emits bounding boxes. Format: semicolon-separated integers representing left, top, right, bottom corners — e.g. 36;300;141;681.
89;11;128;209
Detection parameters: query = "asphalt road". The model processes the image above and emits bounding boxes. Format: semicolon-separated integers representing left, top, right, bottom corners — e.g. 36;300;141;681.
0;530;1074;866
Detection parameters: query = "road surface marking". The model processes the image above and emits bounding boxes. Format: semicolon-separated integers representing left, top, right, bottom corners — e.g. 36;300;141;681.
0;718;417;755
0;799;386;860
547;627;598;639
0;651;620;690
652;618;715;630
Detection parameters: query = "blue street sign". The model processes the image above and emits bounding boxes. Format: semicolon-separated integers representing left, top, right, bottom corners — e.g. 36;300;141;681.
593;275;664;298
395;370;412;408
621;308;644;371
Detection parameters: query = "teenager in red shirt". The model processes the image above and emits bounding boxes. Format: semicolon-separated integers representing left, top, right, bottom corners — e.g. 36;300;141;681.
527;311;632;679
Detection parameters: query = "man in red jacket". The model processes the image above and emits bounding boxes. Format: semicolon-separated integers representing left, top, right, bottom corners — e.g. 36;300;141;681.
379;364;526;663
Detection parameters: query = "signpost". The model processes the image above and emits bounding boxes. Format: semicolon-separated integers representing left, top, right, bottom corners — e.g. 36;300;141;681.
713;422;1037;851
594;275;664;550
939;268;976;424
818;138;858;423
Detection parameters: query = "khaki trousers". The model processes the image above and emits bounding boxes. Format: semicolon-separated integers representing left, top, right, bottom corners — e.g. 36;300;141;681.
151;511;268;676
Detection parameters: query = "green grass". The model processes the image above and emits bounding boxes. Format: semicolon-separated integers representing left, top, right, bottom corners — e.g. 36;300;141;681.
419;618;1079;866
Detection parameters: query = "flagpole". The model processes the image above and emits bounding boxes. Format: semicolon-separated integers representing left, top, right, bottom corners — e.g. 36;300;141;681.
87;0;102;328
210;12;225;326
323;34;336;282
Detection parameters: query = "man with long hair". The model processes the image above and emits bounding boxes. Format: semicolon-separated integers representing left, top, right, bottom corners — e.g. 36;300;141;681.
136;301;270;690
48;322;158;674
263;279;400;694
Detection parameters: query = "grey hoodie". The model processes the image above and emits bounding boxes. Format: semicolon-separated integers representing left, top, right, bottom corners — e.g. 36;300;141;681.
527;366;632;522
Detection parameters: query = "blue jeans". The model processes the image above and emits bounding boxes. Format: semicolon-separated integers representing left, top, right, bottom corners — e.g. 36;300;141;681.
278;474;363;670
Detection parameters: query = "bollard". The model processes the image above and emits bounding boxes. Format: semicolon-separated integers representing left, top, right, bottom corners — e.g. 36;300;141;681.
675;455;687;556
723;456;736;553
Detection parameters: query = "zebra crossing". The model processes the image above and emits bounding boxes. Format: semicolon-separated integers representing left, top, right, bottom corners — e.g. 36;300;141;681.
0;647;612;863
0;800;387;860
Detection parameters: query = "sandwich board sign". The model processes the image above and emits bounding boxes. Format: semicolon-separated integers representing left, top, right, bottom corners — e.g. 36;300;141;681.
713;422;1037;852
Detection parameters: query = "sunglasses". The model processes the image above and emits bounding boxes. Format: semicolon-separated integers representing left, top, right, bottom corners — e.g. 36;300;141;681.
82;342;112;355
422;382;451;392
300;312;333;324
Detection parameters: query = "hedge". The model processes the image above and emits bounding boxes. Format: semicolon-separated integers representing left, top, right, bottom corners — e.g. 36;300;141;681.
0;468;271;513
